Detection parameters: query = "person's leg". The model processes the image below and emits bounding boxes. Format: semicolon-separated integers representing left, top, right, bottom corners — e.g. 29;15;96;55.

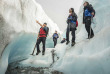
71;28;76;42
36;38;42;55
90;17;94;37
54;38;57;47
85;17;91;38
90;28;94;38
53;38;56;47
85;24;90;38
56;39;57;45
42;37;46;53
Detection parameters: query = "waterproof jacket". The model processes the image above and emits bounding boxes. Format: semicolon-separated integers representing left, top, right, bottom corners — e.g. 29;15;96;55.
67;13;77;25
39;27;47;37
83;5;95;23
53;33;59;39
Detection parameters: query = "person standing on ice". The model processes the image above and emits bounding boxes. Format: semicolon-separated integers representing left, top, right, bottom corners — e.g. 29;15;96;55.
53;30;59;47
66;8;77;46
36;20;49;55
83;1;95;39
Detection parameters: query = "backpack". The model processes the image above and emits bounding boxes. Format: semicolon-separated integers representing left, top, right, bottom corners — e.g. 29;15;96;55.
76;20;78;27
74;13;78;22
89;4;95;17
44;27;49;36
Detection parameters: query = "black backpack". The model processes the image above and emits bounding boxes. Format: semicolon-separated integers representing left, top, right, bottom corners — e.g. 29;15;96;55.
45;27;49;37
89;4;96;17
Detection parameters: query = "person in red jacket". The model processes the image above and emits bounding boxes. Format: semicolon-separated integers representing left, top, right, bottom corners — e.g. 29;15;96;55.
36;20;48;55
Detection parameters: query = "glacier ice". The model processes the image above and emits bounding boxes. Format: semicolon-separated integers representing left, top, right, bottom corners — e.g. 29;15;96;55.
0;0;60;61
0;0;60;74
0;33;60;74
52;0;110;74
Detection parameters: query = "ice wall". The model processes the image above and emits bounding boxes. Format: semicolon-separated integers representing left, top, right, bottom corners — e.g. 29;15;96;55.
53;0;110;74
0;33;56;74
0;0;60;59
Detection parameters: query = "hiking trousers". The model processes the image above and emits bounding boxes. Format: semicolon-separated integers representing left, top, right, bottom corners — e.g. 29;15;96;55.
66;23;76;42
36;37;46;52
85;17;94;38
53;38;57;47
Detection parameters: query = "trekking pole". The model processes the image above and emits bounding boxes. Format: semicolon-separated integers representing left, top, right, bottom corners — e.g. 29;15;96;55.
30;39;37;55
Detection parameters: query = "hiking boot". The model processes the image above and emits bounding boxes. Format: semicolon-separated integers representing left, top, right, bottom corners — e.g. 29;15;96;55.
87;35;94;39
87;37;89;39
90;35;94;38
42;52;45;55
71;42;75;46
36;51;41;55
66;41;70;45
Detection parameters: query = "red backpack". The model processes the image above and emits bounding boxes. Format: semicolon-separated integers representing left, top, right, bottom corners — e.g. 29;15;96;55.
39;28;46;37
39;27;49;37
76;20;78;27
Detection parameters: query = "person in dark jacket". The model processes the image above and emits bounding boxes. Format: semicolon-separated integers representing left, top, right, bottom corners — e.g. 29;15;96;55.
66;8;77;46
83;1;95;39
53;31;59;47
36;20;48;55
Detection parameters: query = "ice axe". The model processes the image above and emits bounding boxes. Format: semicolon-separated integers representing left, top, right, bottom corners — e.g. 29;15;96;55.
30;38;38;55
30;44;36;55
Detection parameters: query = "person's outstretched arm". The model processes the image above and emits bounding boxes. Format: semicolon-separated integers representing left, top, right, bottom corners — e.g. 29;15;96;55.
36;20;44;27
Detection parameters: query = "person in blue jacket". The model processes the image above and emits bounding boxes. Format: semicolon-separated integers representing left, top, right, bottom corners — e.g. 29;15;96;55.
53;31;59;47
66;8;77;46
83;1;95;39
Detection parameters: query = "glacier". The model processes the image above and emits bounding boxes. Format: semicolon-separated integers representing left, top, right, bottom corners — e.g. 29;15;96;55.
0;0;60;74
1;0;110;74
52;0;110;74
0;0;60;61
